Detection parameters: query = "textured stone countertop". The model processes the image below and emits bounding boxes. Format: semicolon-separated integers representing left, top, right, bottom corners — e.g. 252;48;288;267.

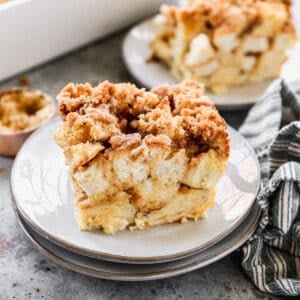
0;30;283;300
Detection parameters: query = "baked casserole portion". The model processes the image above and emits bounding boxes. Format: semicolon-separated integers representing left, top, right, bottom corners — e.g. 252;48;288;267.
55;80;229;234
151;0;297;94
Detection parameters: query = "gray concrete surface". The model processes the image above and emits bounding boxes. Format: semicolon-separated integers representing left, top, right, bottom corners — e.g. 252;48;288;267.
0;30;281;300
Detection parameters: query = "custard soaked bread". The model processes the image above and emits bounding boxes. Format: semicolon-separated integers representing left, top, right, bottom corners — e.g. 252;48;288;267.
151;0;297;94
55;80;230;234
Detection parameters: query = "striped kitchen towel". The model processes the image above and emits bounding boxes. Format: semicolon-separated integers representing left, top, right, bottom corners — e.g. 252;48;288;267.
239;79;300;296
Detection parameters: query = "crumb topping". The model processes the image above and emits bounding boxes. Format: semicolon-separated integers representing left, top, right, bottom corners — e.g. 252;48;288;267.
55;80;229;169
0;89;53;133
170;0;294;35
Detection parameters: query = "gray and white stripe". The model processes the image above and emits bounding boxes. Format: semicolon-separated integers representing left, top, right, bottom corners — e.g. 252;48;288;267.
240;79;300;296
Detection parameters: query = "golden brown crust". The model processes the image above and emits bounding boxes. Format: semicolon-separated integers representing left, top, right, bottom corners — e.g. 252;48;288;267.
56;80;229;165
169;0;295;36
55;80;230;234
64;143;104;171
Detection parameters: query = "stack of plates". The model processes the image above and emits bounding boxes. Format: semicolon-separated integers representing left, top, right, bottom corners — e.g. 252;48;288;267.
11;118;261;281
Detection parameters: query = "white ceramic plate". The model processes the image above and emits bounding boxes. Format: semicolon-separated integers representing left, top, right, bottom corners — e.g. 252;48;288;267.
122;14;300;109
11;118;260;264
15;203;261;281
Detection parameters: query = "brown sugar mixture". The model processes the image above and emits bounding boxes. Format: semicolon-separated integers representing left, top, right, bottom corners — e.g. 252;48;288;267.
0;89;53;133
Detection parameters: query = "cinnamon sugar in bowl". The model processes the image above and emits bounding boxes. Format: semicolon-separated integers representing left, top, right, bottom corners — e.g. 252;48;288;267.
0;88;55;156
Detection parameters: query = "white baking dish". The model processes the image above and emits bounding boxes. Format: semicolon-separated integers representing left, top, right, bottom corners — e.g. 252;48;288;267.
0;0;164;81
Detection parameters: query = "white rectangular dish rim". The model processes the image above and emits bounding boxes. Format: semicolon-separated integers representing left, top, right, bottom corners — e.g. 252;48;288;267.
0;0;165;82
